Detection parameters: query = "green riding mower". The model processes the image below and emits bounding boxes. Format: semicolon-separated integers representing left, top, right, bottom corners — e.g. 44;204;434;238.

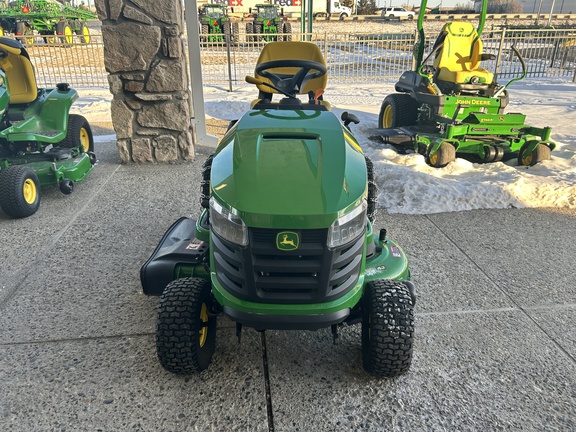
0;37;95;219
141;41;415;378
376;0;555;168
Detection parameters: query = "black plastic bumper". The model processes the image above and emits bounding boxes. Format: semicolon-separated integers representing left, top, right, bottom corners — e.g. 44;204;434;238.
223;306;351;331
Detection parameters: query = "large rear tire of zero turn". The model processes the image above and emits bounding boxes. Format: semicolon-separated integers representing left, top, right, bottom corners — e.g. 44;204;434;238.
0;165;41;219
378;93;419;129
362;280;414;378
61;114;94;154
156;278;217;374
427;141;456;168
283;22;292;41
518;142;551;166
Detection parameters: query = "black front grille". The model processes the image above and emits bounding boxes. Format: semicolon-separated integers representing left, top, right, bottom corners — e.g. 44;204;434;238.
212;227;364;304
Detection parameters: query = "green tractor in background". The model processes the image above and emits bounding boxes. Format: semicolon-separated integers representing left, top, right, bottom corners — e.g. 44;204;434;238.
0;37;95;218
141;41;415;378
246;4;292;42
376;0;555;168
0;0;96;44
198;3;239;44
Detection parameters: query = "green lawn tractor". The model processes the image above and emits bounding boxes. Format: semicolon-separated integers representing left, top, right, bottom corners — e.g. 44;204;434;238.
141;41;415;378
246;4;292;42
0;37;95;219
198;3;239;44
376;0;555;168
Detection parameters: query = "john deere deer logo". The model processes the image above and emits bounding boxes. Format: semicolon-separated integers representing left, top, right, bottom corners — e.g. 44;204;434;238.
276;231;299;251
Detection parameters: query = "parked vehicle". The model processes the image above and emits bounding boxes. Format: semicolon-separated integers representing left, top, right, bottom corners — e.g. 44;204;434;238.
0;0;96;44
0;37;95;218
141;41;416;378
198;3;239;44
381;7;415;20
312;0;352;20
246;4;291;42
376;0;555;167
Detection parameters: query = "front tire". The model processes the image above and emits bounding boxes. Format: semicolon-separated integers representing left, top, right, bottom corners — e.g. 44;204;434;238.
518;142;551;166
362;280;414;378
378;93;418;129
156;278;217;374
427;141;456;168
0;165;41;218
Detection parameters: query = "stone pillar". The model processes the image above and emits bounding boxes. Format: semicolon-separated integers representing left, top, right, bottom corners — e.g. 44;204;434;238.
95;0;195;163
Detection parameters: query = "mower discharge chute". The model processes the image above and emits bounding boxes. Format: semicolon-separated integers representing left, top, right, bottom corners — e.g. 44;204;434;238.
141;41;415;378
0;37;95;218
376;0;555;168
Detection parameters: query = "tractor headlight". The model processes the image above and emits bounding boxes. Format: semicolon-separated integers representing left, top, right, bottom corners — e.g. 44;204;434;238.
210;197;248;246
327;201;367;249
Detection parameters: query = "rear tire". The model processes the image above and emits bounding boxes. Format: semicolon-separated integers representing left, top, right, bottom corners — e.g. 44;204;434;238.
200;23;209;43
245;22;254;42
254;24;262;42
61;114;94;154
156;278;217;374
76;21;90;44
0;165;41;219
283;22;292;41
232;22;239;44
378;93;418;129
362;280;414;377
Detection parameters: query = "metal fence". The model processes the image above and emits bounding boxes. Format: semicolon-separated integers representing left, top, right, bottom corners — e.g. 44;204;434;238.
20;29;576;90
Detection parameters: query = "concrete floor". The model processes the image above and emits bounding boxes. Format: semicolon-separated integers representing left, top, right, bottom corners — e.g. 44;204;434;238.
1;138;574;431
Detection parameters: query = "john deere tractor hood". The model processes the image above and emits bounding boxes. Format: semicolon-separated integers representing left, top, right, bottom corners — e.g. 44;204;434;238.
210;109;367;228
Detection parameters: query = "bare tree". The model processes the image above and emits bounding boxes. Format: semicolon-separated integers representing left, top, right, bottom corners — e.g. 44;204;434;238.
487;0;523;13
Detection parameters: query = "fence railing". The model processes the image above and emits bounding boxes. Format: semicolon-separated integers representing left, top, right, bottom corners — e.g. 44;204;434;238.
18;29;576;90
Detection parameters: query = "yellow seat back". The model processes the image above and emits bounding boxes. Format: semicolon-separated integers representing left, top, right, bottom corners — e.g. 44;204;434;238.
0;40;38;104
254;41;328;97
433;22;493;85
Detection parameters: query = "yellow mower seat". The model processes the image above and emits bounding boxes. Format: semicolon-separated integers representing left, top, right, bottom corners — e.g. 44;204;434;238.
433;22;493;86
251;41;331;110
0;39;38;104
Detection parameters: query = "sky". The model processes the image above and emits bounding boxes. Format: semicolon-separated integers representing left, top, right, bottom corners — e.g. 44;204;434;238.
77;77;576;215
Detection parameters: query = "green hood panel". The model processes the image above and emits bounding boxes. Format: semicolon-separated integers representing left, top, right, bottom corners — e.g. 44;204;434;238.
211;109;366;228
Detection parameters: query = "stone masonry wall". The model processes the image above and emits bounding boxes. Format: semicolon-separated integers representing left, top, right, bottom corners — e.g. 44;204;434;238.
94;0;195;163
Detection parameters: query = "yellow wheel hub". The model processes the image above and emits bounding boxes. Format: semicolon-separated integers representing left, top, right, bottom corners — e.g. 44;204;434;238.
23;179;37;204
521;152;533;166
79;127;90;152
199;303;209;347
82;26;90;43
64;26;73;44
383;105;393;128
429;151;438;165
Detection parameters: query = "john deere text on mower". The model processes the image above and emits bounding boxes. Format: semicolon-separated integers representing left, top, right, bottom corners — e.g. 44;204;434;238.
141;41;415;378
0;37;95;218
376;0;555;168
